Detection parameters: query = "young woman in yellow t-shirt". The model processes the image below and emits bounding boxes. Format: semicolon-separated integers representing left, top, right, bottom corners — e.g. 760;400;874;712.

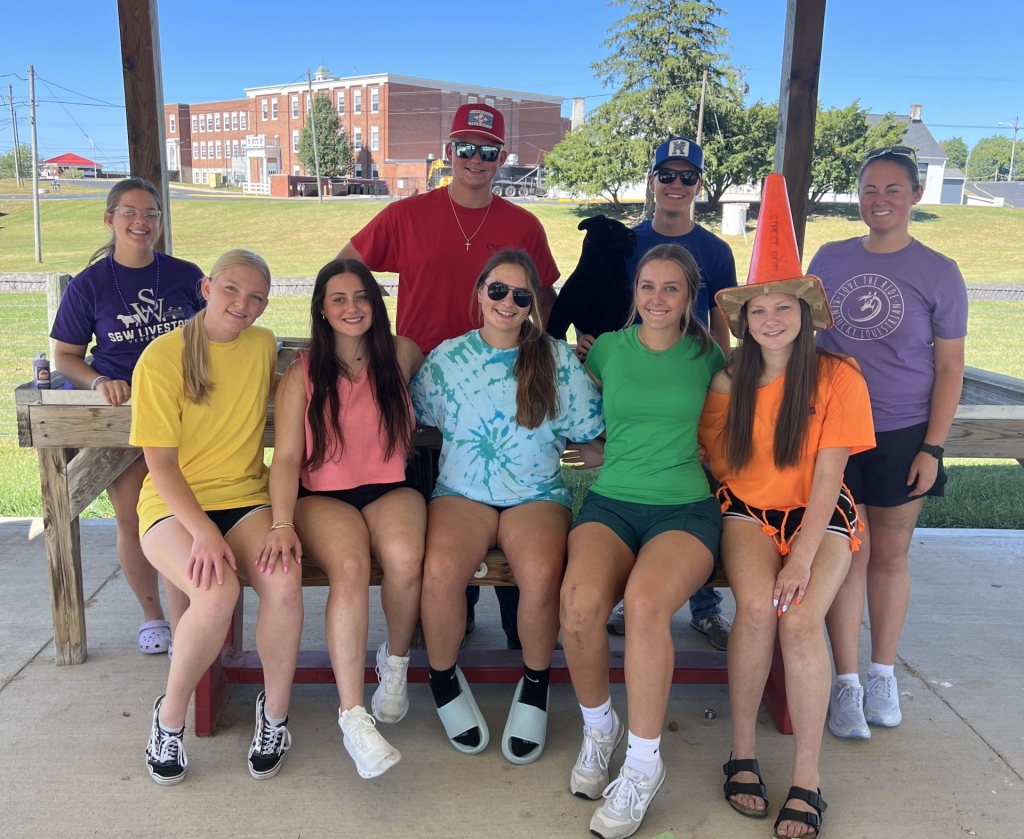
130;250;302;787
699;177;875;839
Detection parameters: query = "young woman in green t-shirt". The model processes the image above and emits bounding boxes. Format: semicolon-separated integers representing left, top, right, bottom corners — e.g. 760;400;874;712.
559;243;725;839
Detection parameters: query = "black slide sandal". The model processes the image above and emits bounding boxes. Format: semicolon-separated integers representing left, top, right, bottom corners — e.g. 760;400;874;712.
773;786;827;839
722;756;769;818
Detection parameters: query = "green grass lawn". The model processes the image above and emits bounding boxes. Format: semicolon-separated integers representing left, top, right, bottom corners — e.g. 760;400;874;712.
2;196;1023;525
4;195;1024;285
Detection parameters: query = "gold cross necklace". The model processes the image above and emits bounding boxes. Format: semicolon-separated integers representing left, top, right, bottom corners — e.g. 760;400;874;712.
447;186;492;251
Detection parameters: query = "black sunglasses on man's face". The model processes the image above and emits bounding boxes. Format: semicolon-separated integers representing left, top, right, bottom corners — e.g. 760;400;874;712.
453;141;502;163
655;169;701;186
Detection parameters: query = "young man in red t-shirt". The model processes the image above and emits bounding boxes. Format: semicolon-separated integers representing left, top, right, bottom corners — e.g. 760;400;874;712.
338;104;561;648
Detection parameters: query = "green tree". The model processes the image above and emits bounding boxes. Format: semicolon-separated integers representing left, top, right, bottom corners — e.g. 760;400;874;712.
967;135;1014;180
939;136;968;171
809;104;905;209
0;144;32;180
546;100;649;212
699;98;778;205
298;92;354;178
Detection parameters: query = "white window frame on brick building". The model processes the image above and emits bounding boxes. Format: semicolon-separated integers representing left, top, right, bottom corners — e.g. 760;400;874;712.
371;88;379;113
208;141;214;159
169;115;176;133
292;130;299;152
306;94;311;112
371;125;379;151
225;142;232;159
337;91;344;114
293;165;300;176
261;100;268;120
216;140;222;159
192;142;198;159
224;112;230;128
232;112;239;130
199;114;206;132
354;126;362;150
194;170;201;184
354;90;361;114
200;143;207;159
240;113;247;130
191;115;198;132
214;114;221;131
233;140;240;157
292;96;298;118
272;99;278;120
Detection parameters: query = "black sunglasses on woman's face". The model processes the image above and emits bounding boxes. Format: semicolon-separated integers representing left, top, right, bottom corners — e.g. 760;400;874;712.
485;281;532;308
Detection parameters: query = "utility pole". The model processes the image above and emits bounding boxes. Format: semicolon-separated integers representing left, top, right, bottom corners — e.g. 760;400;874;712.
999;117;1019;181
8;84;22;186
28;64;42;263
306;70;323;204
691;68;709;221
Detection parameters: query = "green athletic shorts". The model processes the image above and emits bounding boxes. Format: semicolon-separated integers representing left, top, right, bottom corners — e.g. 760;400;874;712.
572;491;721;563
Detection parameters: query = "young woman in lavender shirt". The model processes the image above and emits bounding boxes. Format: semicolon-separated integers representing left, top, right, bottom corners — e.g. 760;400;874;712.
50;178;205;656
807;148;968;739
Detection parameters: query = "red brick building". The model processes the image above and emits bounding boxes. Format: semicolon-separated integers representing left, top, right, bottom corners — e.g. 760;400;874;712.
164;68;565;193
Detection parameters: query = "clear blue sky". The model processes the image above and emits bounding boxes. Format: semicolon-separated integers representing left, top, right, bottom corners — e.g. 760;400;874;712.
2;0;1021;170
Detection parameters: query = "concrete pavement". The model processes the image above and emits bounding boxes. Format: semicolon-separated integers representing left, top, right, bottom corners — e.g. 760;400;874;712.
0;518;1021;838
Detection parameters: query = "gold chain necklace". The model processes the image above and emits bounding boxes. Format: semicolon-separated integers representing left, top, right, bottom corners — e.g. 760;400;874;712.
447;187;492;251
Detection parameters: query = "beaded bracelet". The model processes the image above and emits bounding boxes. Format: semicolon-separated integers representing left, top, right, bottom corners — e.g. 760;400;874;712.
91;375;111;390
270;520;295;531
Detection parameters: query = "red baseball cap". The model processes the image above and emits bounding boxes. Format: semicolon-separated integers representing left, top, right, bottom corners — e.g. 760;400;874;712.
449;104;505;145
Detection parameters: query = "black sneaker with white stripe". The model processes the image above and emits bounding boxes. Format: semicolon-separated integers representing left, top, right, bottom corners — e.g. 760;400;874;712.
248;690;292;780
146;695;188;786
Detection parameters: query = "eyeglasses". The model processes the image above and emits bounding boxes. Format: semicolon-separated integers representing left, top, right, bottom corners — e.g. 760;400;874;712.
485;282;532;308
452;141;502;163
113;207;162;220
654;169;701;186
864;146;918;164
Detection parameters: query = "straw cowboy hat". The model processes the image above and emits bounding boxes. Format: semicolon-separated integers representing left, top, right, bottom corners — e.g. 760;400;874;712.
715;173;833;338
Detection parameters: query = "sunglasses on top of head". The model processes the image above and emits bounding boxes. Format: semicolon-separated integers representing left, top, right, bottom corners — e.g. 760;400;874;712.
485;282;533;308
452;141;502;163
654;169;701;186
863;145;918;164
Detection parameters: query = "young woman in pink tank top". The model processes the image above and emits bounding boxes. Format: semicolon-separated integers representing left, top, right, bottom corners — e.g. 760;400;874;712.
258;258;425;779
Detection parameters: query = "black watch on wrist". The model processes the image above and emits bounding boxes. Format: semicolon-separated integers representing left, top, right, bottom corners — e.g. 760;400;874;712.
920;443;944;459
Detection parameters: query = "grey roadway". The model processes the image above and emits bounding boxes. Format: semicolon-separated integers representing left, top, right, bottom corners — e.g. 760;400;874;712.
965;181;1024;209
0;517;1021;838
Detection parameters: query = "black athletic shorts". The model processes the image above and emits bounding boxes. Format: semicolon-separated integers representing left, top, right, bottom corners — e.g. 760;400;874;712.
144;504;270;538
297;480;412;511
843;421;947;507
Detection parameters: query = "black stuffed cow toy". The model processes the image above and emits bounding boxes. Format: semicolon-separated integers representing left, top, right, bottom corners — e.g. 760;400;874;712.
545;215;638;342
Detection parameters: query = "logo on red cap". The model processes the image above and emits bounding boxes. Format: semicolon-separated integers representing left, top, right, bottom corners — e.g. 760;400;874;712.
466;109;494;130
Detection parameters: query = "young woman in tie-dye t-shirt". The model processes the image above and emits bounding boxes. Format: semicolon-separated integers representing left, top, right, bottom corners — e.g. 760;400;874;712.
409;249;604;766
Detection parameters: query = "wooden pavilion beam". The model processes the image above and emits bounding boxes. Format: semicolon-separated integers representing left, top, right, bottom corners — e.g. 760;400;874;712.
117;0;172;253
774;0;826;257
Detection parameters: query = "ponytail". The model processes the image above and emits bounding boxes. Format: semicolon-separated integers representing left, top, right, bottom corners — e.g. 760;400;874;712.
513;316;559;429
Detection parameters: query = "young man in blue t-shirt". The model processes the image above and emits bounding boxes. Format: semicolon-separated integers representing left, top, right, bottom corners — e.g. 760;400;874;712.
578;137;738;650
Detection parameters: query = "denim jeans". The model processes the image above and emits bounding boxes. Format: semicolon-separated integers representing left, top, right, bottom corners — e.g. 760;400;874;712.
688;586;723;622
466;585;521;649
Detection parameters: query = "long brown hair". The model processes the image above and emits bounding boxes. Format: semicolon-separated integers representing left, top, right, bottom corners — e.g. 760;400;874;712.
724;299;846;471
626;243;715;356
88;177;163;266
305;259;413;470
472;250;559;429
182;249;270;404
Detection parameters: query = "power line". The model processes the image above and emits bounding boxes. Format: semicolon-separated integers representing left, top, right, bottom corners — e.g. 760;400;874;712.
34;74;124;108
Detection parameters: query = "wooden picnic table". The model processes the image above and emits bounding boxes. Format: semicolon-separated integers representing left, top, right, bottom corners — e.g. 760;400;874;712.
14;350;1024;733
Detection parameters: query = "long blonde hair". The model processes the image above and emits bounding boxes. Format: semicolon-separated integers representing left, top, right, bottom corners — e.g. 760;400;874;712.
182;249;271;404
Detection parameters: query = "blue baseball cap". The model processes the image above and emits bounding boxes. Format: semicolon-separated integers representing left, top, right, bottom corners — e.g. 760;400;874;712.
651;137;703;173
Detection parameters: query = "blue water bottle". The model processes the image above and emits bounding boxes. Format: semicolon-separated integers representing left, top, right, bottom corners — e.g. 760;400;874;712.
33;352;51;389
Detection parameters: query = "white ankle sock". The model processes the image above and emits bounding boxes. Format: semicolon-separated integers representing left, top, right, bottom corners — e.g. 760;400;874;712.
623;731;661;778
836;673;860;686
581;698;614;735
868;662;894;678
158;717;184;736
265;712;287;727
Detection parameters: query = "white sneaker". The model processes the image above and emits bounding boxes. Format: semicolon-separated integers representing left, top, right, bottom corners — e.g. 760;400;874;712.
865;673;902;727
828;681;870;740
339;705;401;778
372;641;410;724
570;710;624;799
146;695;188;786
589;759;666;839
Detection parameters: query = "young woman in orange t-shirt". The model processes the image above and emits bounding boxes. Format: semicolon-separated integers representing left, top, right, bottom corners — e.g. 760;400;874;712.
699;282;874;838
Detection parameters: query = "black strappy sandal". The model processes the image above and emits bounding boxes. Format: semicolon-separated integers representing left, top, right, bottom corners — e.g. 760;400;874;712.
773;786;827;839
722;756;769;818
